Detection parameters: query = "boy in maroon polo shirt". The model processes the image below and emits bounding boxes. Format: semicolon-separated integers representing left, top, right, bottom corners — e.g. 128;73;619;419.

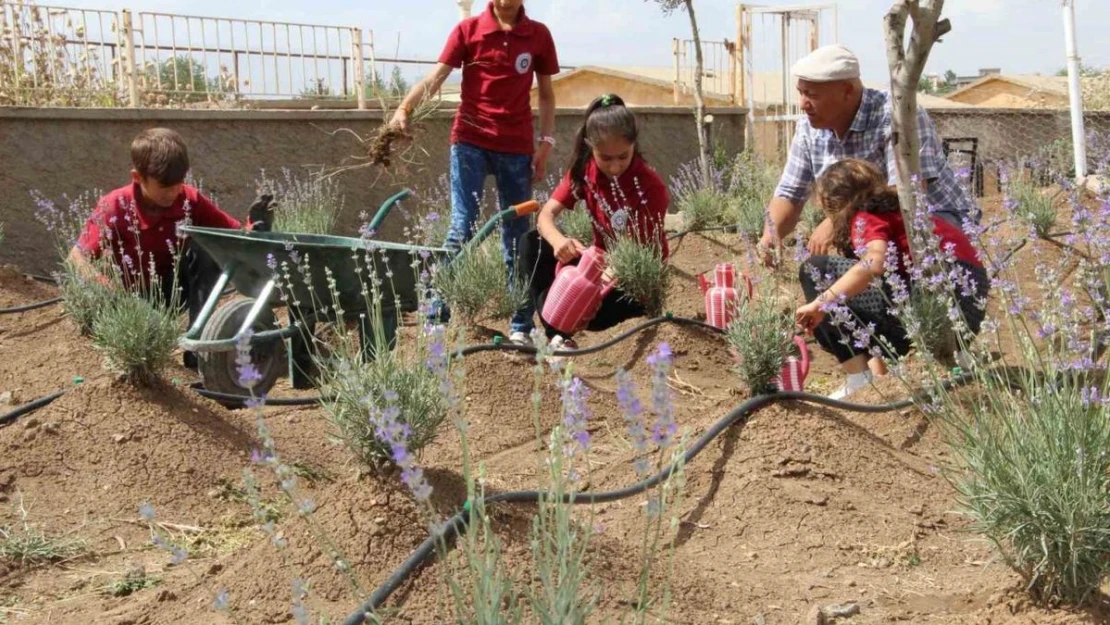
70;128;264;367
390;0;559;344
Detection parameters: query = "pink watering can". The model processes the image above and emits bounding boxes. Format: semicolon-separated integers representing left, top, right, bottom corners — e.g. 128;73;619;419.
542;246;616;335
776;336;811;392
697;263;753;330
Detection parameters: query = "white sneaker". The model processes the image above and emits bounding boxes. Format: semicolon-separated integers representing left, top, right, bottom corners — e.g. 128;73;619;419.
508;331;532;346
828;371;874;401
546;335;578;365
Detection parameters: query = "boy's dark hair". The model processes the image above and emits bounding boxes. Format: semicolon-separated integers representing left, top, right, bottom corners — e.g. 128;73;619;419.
568;93;640;191
131;128;190;186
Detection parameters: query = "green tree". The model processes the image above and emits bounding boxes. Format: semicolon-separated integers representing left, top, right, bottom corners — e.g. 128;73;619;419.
1055;63;1103;77
145;56;214;101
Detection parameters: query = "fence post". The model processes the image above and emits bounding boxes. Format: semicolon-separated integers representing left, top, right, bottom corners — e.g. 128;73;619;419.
1061;0;1088;181
121;9;139;107
672;38;681;105
352;28;366;110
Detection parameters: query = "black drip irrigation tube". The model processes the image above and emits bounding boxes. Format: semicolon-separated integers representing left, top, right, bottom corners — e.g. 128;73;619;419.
0;296;63;315
339;376;972;625
0;378;83;427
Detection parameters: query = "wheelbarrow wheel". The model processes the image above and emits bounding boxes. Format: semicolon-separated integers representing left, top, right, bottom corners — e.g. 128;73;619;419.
198;298;285;399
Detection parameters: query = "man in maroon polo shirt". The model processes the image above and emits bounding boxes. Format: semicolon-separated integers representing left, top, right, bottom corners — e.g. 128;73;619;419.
70;128;266;367
390;0;559;344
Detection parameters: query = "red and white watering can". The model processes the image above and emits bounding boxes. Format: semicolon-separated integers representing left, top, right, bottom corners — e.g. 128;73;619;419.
776;336;811;392
697;263;753;330
542;246;616;335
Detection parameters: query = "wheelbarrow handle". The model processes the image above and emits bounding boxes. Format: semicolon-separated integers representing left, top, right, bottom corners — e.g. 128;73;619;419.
365;188;413;234
460;199;540;256
512;199;540;216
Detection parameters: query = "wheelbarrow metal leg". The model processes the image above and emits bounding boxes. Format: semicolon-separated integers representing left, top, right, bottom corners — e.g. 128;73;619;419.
236;278;276;338
182;266;234;341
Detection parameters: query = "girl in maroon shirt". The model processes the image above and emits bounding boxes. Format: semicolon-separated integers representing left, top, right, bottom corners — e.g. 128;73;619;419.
794;158;990;399
518;94;670;350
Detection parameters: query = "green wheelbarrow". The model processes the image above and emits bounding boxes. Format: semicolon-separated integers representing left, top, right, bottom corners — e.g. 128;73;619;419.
179;189;540;398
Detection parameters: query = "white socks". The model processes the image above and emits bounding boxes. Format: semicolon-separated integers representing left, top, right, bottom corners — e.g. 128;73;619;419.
829;370;874;400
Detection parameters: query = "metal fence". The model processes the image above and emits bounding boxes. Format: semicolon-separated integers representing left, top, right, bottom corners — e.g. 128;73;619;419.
0;2;125;106
0;1;446;107
672;38;736;104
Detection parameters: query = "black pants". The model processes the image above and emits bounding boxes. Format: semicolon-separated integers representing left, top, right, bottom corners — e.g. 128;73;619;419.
799;255;989;364
517;230;646;340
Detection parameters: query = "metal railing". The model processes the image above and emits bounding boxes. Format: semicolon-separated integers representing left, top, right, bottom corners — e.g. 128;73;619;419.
0;3;125;106
0;2;446;107
672;38;737;104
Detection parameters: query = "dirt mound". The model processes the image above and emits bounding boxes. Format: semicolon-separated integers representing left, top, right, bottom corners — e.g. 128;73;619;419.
0;378;258;536
143;475;433;625
0;265;56;308
2;225;1106;625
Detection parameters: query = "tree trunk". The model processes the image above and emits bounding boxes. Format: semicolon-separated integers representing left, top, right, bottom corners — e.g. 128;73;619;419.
883;0;951;243
683;0;712;186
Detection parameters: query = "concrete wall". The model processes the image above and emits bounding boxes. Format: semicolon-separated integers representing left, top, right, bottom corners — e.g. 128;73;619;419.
0;105;746;274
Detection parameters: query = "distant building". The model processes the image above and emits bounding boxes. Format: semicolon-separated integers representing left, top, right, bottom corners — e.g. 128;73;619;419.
528;65;734;108
944;74;1071;108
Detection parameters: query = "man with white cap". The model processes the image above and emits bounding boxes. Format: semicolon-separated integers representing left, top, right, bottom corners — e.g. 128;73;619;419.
757;44;976;263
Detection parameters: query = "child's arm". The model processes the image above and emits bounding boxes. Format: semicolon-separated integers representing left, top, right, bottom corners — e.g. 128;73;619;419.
190;193;241;230
537;198;585;263
390;64;454;134
795;240;888;331
532;74;556;182
66;245;110;286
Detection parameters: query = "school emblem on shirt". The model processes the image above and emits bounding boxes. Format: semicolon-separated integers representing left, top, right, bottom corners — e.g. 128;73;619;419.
514;52;533;74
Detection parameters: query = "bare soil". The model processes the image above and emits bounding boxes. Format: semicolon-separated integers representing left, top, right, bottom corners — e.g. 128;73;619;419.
2;205;1109;625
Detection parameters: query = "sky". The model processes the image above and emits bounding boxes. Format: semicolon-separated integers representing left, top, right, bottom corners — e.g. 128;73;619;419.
51;0;1110;85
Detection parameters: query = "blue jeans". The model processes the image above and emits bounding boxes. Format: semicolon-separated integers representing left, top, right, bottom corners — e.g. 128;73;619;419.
440;142;535;333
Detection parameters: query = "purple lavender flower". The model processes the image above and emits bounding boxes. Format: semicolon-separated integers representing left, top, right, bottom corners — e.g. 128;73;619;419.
560;377;591;458
139;502;155;521
616;368;652;477
213;589;230;611
646;343;676;448
369;391;432;502
235;331;263;390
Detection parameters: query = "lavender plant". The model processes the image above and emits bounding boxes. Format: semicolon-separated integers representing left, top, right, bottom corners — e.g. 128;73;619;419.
1001;164;1060;239
670;160;729;230
401;174;453;247
618;344;686;621
316;311;448;468
528;369;598;624
724;273;796;394
851;172;1110;605
257;168;345;235
606;235;669;317
91;287;181;385
431;237;529;324
557;208;595;245
724;151;778;238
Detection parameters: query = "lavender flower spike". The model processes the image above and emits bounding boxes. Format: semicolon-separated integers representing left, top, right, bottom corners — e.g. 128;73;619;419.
646;343;677;448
